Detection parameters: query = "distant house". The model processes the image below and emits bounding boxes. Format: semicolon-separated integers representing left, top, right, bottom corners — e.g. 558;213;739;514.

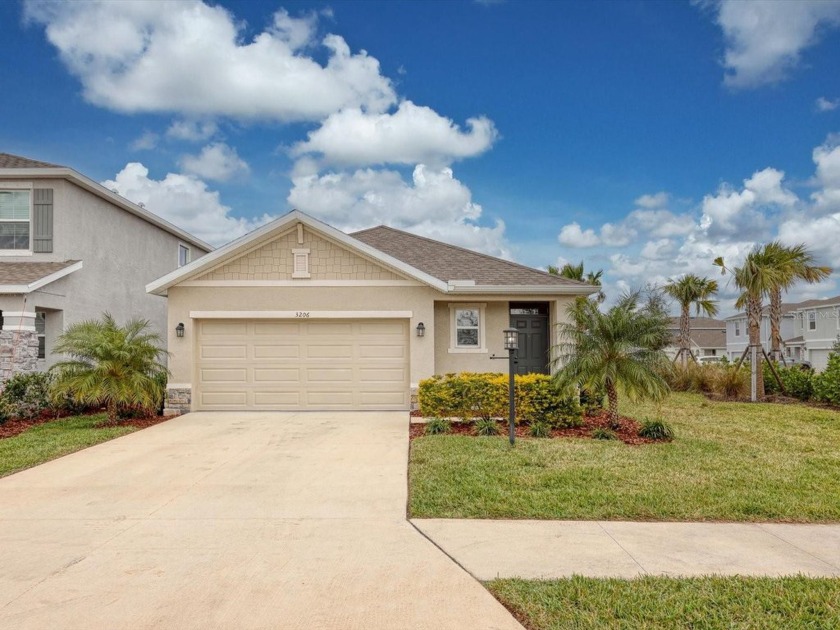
0;153;212;377
786;296;840;371
723;296;840;370
665;317;726;360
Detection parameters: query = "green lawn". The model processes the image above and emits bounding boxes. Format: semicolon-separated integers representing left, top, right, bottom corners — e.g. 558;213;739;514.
0;414;136;478
487;576;840;630
409;392;840;521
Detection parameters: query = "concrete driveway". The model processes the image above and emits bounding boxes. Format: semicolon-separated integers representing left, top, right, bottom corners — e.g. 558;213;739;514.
0;412;521;630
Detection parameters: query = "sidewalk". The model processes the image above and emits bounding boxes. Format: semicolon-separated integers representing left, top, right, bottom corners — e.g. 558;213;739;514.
413;519;840;580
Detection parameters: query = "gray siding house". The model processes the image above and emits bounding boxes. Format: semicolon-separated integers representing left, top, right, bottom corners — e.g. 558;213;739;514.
786;296;840;371
725;305;796;361
665;317;726;360
0;153;211;377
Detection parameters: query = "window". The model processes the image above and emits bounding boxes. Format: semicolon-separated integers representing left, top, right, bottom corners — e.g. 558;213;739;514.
734;321;741;336
0;190;30;250
449;303;486;352
178;244;191;267
808;311;816;331
292;248;310;278
35;311;45;359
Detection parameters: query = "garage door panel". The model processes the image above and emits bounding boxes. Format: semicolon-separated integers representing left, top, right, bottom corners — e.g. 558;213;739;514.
254;368;300;383
200;344;248;359
195;318;408;411
201;368;248;383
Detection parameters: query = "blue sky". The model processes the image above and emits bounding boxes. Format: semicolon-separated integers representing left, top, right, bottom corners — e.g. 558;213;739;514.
3;0;840;313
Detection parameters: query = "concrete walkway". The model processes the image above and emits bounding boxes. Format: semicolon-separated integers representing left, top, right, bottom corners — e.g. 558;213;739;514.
0;412;522;630
414;519;840;581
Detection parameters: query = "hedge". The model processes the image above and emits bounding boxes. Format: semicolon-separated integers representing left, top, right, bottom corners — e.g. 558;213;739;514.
418;372;581;426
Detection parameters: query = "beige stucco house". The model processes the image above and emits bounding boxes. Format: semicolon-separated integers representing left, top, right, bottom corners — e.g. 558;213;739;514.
0;153;212;377
148;210;596;413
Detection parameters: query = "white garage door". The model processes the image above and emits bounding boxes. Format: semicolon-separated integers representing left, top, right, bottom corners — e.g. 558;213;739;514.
194;319;410;411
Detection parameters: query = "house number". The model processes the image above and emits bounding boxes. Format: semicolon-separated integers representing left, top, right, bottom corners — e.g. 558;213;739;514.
295;312;310;318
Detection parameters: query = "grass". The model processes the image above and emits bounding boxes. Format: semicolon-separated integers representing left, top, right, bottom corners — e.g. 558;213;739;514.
409;392;840;521
487;576;840;630
0;414;136;478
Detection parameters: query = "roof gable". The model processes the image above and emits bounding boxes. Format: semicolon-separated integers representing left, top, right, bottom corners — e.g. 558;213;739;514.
0;153;61;169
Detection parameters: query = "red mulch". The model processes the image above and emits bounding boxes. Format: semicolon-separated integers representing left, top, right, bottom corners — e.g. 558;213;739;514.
410;411;659;445
0;409;172;440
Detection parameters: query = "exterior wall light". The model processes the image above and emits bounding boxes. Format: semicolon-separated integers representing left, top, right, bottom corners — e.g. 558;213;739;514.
176;322;185;338
416;322;425;337
503;327;519;351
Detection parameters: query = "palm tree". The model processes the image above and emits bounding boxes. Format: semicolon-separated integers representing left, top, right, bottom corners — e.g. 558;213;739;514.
549;261;605;302
50;314;168;422
715;249;782;400
553;292;671;428
663;274;719;367
760;242;830;362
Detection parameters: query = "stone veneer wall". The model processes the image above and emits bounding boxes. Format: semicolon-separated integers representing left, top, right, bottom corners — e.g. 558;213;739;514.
164;387;191;416
0;331;40;382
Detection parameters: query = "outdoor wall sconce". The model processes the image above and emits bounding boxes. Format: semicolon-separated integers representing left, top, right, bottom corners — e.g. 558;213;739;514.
416;322;425;337
175;322;185;338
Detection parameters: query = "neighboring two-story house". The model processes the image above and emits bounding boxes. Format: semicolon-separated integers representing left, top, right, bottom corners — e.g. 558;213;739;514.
665;317;726;360
0;153;211;377
725;304;798;362
785;296;840;371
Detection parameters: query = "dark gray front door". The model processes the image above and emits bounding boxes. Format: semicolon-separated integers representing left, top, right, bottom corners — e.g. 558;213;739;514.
510;314;549;374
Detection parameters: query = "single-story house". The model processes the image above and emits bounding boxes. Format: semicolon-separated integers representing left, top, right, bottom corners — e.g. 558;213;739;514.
147;210;597;413
665;317;726;360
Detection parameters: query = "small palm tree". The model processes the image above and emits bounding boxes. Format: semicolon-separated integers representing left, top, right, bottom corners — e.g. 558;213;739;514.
553;292;671;428
715;249;783;399
760;242;830;361
663;274;719;366
50;314;168;422
549;261;605;302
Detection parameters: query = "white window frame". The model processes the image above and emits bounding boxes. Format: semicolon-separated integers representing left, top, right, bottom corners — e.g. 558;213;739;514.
35;311;46;360
808;310;817;331
292;248;310;279
836;307;840;330
734;320;740;337
0;185;33;256
178;243;191;267
448;303;487;353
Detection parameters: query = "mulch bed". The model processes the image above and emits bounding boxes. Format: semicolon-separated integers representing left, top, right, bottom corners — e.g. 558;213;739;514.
410;411;658;445
0;410;171;440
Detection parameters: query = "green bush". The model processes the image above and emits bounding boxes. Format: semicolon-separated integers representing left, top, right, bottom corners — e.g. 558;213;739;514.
638;418;674;441
813;354;840;405
592;427;618;441
0;398;12;425
424;417;451;435
579;386;604;416
1;372;52;420
528;420;551;438
763;363;814;401
419;372;581;425
474;417;501;436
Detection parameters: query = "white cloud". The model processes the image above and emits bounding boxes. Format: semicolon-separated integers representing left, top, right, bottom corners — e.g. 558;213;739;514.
25;1;395;121
102;162;273;245
708;0;840;88
166;119;218;142
627;209;696;238
812;138;840;209
287;164;511;258
816;96;840;112
634;191;669;209
292;101;498;167
179;143;249;182
557;222;601;248
130;130;159;151
600;222;635;247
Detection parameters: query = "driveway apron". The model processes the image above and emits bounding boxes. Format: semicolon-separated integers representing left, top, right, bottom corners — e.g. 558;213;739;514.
0;412;522;630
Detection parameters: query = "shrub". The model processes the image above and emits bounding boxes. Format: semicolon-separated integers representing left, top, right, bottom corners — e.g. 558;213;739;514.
579;386;604;417
0;398;11;425
1;372;52;420
474;417;501;436
813;354;840;406
418;372;581;425
713;365;749;399
528;420;551;438
689;364;717;393
763;363;814;401
424;417;451;435
592;427;618;440
638;418;674;441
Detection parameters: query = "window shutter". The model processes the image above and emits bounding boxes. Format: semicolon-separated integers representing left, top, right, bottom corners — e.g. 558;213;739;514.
33;189;54;253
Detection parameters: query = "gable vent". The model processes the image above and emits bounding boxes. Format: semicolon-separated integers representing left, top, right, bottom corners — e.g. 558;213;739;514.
292;248;310;279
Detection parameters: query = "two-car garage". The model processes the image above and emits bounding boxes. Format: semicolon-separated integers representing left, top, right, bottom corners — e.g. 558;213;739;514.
193;318;410;411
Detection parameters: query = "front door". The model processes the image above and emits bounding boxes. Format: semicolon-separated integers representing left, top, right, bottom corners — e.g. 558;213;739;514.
510;304;549;375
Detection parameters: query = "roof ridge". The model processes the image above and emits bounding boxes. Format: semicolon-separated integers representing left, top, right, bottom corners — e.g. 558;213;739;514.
351;225;591;286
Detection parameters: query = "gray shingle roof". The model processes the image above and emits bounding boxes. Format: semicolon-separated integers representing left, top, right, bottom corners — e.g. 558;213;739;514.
0;153;62;169
352;225;589;287
0;261;80;285
667;316;725;329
